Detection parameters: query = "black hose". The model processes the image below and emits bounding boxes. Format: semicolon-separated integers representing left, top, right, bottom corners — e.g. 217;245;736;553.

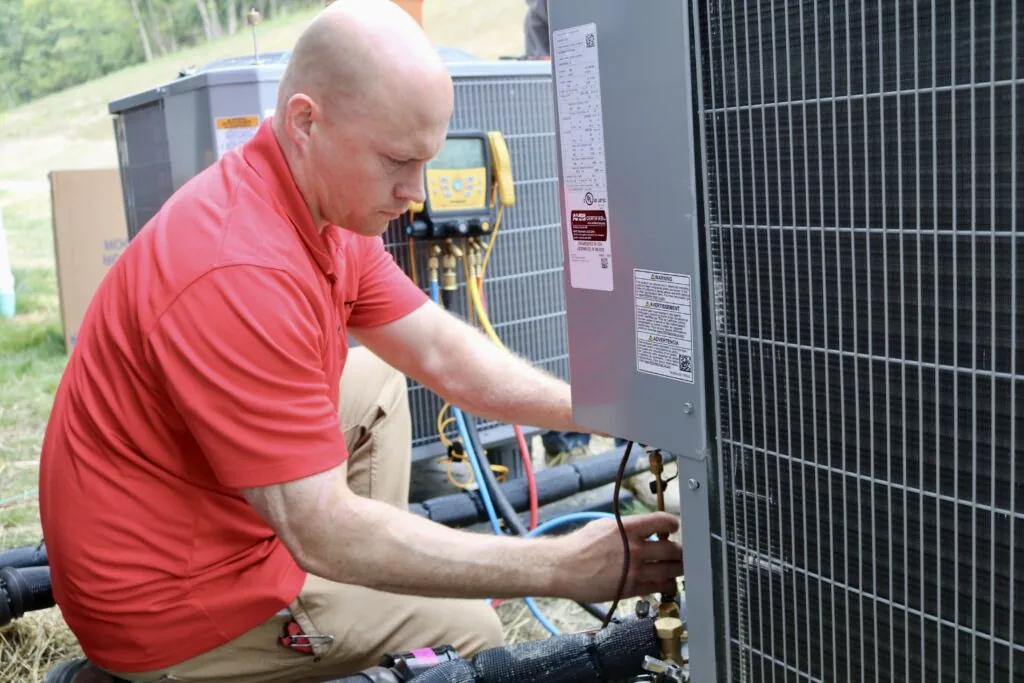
604;441;634;629
461;413;612;626
406;615;659;683
323;668;402;683
409;444;661;528
0;566;55;627
0;541;48;569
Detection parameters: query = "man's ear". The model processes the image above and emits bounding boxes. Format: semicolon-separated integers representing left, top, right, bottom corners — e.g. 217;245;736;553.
283;93;318;149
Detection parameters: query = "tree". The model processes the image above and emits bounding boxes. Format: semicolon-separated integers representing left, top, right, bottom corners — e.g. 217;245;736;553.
0;0;325;113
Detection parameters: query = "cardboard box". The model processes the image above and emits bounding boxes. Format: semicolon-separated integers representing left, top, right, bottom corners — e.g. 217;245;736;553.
49;169;129;351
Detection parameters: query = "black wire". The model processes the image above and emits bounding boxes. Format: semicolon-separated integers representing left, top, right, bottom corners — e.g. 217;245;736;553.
602;440;634;629
461;413;611;625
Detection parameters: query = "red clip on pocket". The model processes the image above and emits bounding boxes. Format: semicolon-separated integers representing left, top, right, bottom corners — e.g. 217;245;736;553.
278;619;315;655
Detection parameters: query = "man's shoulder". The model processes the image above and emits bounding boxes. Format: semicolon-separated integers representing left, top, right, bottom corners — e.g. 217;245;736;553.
147;156;311;272
121;153;320;327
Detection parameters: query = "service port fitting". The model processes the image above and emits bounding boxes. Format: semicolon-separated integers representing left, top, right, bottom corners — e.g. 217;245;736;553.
654;615;685;666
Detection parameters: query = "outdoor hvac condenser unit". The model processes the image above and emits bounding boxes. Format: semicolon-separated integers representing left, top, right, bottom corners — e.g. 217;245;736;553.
550;1;1021;682
108;49;568;463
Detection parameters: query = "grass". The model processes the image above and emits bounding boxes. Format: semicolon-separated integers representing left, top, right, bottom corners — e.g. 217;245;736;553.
0;2;671;679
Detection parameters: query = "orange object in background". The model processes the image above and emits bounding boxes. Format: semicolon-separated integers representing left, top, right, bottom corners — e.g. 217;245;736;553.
392;0;423;26
324;0;422;26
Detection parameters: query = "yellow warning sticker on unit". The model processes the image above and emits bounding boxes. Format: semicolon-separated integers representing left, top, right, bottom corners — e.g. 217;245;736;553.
214;115;260;159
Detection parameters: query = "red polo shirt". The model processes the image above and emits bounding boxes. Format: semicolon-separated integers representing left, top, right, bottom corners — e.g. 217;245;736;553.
38;119;428;672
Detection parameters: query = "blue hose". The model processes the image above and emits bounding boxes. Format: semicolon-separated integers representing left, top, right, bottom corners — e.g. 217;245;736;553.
430;279;617;636
527;512;615;538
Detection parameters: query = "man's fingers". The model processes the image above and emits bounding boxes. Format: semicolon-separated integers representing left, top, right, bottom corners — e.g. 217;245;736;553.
635;560;684;586
635;538;684;563
624;511;680;538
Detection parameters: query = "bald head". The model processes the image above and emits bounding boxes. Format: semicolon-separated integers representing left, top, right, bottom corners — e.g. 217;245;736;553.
275;0;450;125
270;0;455;236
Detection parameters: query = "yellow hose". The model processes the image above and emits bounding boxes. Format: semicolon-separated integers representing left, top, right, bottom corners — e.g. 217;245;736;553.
466;275;504;350
479;204;504;288
436;402;454;447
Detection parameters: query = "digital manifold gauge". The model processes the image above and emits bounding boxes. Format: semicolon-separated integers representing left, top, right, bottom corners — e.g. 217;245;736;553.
405;130;514;240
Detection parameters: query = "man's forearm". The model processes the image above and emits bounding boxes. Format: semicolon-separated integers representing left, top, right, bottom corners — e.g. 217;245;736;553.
430;320;581;432
301;487;570;599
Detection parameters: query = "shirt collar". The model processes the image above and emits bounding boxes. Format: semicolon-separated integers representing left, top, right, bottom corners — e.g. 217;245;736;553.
241;118;337;278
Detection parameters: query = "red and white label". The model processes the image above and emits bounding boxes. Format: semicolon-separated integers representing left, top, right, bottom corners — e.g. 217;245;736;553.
553;22;614;292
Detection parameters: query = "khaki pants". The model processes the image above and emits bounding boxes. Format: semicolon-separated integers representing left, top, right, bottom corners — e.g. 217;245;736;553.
108;347;505;682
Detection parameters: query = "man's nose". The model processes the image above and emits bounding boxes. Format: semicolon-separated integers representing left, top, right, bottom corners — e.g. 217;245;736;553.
397;175;427;204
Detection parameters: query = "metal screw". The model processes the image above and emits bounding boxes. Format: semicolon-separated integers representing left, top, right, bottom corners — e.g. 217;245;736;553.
687;478;700;490
683;402;694;415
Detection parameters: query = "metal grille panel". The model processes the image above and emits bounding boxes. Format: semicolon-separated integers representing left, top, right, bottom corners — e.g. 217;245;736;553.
696;1;1023;680
384;71;569;453
113;99;173;239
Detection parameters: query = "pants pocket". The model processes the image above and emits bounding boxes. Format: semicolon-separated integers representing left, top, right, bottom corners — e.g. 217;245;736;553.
285;596;335;660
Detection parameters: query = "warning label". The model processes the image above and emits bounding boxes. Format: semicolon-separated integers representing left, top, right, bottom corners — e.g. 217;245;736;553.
570;210;608;241
214;115;260;159
634;269;694;383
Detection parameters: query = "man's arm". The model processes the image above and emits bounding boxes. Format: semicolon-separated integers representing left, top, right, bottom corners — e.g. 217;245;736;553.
242;465;683;603
351;300;583;433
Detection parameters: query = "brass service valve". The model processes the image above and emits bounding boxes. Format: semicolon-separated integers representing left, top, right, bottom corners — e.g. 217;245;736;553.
427;244;442;284
465;243;480;279
655;616;686;667
441;242;461;292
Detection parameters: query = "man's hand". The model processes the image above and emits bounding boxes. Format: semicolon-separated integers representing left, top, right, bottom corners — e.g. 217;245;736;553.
554;513;683;604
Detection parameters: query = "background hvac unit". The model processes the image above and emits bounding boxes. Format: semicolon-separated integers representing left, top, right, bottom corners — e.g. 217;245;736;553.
108;50;569;464
549;1;1022;682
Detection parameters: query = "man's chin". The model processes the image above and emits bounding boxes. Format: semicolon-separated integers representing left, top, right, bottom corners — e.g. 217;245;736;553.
341;218;394;237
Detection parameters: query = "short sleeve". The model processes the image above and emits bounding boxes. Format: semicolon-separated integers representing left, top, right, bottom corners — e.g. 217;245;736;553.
146;265;347;489
347;236;429;329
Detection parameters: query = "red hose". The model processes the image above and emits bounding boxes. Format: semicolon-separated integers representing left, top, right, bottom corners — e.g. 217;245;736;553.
513;424;539;530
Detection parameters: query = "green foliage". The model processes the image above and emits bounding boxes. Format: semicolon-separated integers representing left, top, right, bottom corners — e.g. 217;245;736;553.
1;0;139;110
0;0;324;113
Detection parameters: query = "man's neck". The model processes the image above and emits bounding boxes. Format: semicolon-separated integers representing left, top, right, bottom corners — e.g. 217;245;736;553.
272;123;331;235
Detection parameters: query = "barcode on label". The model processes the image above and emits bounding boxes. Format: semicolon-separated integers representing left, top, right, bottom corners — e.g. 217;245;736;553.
585;32;596;48
678;354;692;374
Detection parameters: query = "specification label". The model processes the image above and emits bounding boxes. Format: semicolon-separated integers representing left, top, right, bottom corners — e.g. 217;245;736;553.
552;22;614;291
634;269;694;383
214;115;260;159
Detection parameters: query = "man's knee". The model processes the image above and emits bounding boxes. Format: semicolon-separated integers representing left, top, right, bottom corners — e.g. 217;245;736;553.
341;346;410;425
442;600;506;657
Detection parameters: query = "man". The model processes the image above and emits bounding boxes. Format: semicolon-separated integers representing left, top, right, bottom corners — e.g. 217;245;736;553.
38;2;683;682
523;0;550;60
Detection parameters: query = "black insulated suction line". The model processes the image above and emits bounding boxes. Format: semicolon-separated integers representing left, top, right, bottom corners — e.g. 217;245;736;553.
409;442;669;528
407;615;660;683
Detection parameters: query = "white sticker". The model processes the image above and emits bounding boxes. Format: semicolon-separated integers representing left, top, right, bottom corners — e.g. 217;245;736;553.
552;22;613;292
214;115;260;159
634;269;695;384
262;108;275;121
